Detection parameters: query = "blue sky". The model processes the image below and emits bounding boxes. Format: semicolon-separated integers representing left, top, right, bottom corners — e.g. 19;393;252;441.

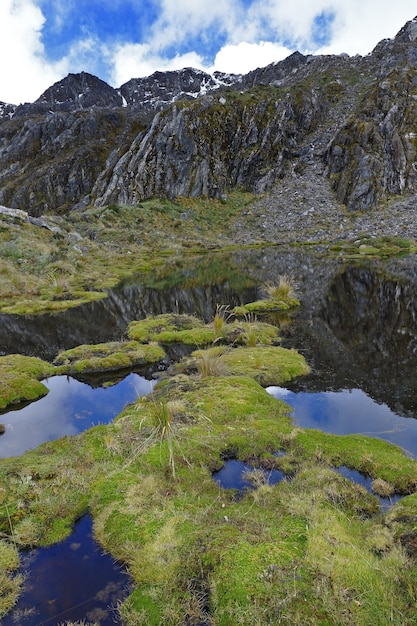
1;0;416;104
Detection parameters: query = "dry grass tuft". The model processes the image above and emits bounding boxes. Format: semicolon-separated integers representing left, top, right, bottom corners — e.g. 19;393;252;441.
195;347;229;378
261;275;298;301
371;477;395;497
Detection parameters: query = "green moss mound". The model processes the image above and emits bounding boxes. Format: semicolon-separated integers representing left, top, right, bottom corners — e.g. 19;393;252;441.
234;296;300;315
1;291;106;315
0;355;54;409
128;313;281;348
190;345;310;386
128;314;205;342
54;340;165;374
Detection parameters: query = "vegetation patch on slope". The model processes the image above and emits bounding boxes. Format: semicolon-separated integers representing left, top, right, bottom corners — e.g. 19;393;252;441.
0;191;258;315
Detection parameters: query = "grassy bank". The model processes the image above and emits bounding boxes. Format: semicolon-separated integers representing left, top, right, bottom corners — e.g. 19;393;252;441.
0;192;255;315
1;192;415;315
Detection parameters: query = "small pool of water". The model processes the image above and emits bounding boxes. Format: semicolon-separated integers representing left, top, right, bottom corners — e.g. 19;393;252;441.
2;515;130;626
213;459;285;491
336;466;402;511
267;386;417;459
0;373;155;458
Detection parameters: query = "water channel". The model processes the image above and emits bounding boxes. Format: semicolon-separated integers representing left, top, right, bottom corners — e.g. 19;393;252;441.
2;245;417;624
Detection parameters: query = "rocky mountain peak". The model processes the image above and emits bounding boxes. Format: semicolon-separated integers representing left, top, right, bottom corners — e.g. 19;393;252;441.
14;72;123;116
394;16;417;42
118;67;240;110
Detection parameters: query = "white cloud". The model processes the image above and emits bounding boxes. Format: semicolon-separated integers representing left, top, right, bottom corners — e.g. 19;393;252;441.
211;41;293;74
315;1;417;56
150;0;239;50
248;0;417;56
111;44;205;87
0;0;67;104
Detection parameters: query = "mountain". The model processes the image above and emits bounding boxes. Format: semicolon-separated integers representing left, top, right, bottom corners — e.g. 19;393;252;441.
1;16;417;216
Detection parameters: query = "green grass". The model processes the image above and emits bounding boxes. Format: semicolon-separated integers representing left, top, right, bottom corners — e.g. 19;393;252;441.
127;314;205;343
190;345;310;386
262;275;298;301
233;277;300;315
128;313;281;348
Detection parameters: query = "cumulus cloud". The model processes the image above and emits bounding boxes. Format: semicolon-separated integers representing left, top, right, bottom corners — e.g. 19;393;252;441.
248;0;417;55
315;0;417;56
0;0;67;103
111;44;205;86
149;0;239;49
211;41;293;74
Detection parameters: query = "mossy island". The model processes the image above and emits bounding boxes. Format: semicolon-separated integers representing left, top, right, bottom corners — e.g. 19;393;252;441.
1;303;417;625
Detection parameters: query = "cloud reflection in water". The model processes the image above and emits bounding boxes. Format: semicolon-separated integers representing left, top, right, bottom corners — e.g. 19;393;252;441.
267;386;417;459
0;373;155;458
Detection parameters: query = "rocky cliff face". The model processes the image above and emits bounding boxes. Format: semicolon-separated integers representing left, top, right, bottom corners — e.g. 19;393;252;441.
325;18;417;210
1;17;417;216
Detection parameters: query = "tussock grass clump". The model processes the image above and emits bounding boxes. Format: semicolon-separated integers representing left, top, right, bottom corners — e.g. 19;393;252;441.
240;318;262;347
12;516;42;547
193;346;230;378
233;276;300;316
262;274;298;301
212;304;232;338
113;396;194;477
372;477;395;497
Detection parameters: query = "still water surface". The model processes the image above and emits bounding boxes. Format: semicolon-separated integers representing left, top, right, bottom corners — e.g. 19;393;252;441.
0;373;155;458
1;515;130;626
213;458;285;490
267;386;417;459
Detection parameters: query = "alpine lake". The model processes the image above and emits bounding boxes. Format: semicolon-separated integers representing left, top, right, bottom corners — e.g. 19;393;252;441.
2;243;417;626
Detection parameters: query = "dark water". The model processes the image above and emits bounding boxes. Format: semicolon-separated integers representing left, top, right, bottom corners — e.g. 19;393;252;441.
0;372;155;458
280;260;417;419
1;515;130;626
